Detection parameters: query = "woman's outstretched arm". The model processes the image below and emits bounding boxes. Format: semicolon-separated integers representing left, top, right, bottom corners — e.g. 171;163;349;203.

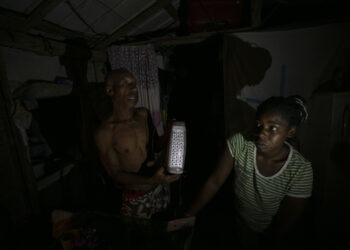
185;145;235;216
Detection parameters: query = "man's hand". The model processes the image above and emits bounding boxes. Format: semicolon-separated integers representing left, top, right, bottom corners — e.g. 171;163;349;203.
146;160;155;167
150;167;180;184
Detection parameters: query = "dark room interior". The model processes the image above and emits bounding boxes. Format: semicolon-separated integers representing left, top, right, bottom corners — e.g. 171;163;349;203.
0;1;349;249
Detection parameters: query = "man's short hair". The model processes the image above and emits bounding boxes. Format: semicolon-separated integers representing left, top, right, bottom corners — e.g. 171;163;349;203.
105;68;134;87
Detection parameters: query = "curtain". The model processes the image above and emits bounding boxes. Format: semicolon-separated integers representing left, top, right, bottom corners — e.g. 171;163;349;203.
107;44;164;135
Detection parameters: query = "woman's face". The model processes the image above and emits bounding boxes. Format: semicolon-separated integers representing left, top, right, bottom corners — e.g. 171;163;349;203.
255;111;295;154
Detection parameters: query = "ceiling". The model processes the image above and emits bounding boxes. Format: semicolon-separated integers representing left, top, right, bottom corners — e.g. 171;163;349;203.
0;0;348;56
0;0;181;50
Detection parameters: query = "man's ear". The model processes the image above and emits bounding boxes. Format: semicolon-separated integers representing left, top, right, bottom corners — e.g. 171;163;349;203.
106;85;113;96
287;126;296;138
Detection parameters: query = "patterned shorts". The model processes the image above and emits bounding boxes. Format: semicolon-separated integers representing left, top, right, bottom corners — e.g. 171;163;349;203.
121;184;170;219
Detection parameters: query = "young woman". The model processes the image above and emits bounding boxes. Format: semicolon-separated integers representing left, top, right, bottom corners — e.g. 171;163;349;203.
185;96;313;249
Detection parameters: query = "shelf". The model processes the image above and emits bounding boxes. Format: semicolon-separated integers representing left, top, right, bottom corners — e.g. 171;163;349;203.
36;163;74;191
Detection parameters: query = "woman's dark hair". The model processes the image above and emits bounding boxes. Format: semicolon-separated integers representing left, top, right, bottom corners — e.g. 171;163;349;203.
256;95;308;127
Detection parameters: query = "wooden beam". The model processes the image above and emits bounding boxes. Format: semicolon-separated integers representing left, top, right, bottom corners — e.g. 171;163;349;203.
163;2;178;22
24;0;64;30
0;8;25;31
0;29;106;62
0;30;65;56
0;29;65;56
95;0;172;49
0;7;90;40
124;26;256;47
38;20;89;39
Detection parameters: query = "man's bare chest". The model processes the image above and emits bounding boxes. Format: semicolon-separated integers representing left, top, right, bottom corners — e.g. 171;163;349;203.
112;122;148;154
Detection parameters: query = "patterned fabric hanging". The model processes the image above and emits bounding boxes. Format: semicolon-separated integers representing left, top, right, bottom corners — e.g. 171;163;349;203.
107;44;164;135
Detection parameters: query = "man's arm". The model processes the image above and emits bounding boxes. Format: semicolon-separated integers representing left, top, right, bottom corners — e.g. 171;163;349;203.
145;109;161;154
114;167;180;187
185;145;234;216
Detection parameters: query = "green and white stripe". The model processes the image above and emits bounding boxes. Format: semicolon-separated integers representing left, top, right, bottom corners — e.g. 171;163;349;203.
227;133;313;232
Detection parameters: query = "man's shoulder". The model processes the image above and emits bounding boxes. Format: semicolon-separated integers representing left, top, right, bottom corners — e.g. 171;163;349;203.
136;107;150;119
97;119;113;130
95;121;113;140
136;107;149;114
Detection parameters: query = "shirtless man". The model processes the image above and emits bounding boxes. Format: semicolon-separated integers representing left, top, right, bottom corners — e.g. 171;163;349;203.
94;68;180;219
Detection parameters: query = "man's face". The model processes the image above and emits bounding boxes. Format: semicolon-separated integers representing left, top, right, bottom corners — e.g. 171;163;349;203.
107;75;138;108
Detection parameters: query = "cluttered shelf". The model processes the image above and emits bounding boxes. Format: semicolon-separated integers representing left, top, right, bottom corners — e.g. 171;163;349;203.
34;162;75;191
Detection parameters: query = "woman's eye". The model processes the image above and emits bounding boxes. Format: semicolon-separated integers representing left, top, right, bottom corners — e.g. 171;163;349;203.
270;126;278;132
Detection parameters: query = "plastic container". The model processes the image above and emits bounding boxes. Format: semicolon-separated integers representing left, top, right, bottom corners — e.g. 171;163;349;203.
167;121;186;174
